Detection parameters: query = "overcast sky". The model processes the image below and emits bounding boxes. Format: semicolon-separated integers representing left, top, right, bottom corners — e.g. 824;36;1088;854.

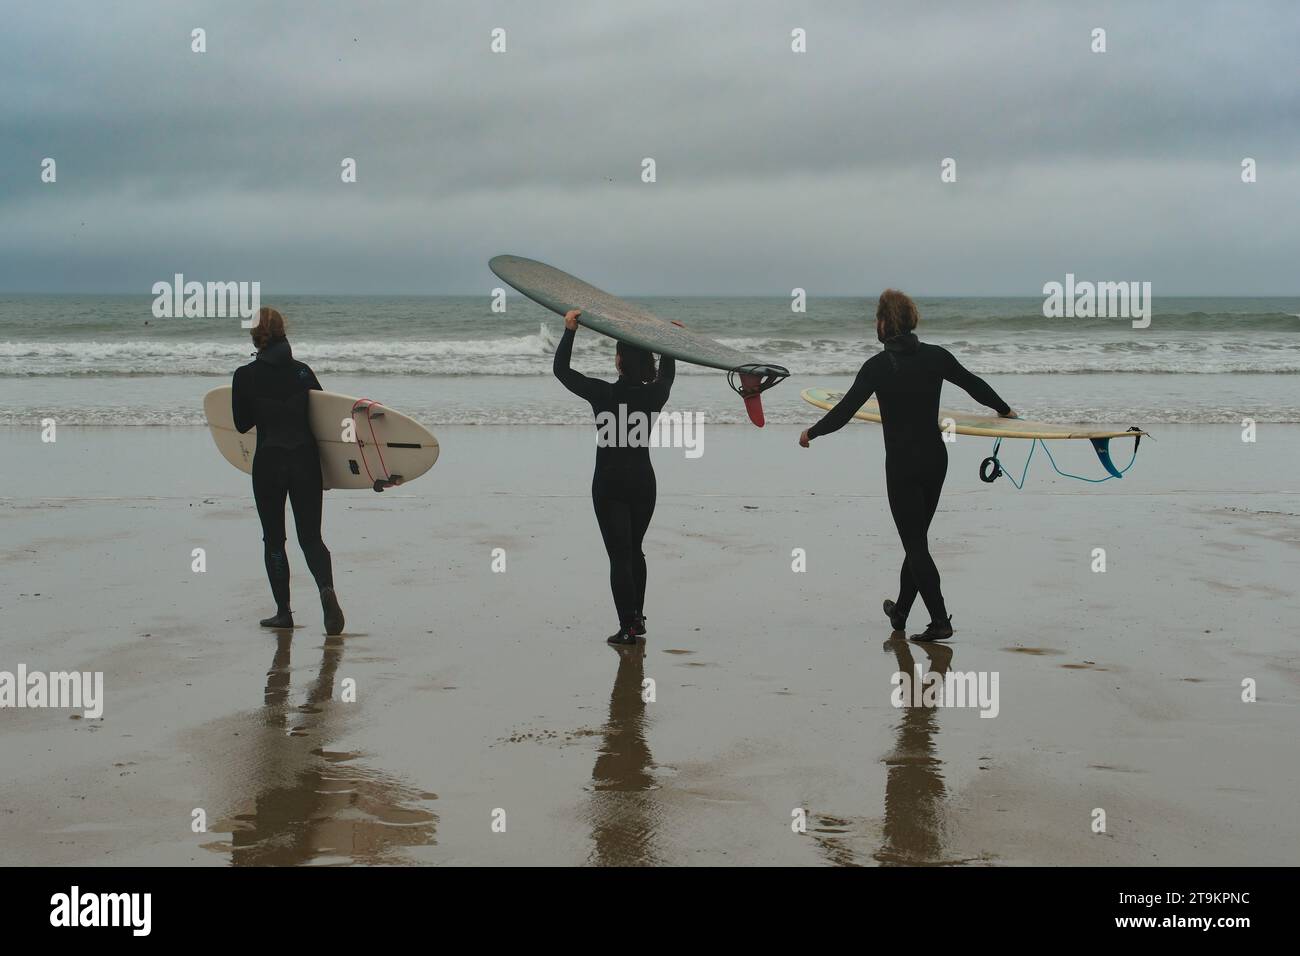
2;1;1297;295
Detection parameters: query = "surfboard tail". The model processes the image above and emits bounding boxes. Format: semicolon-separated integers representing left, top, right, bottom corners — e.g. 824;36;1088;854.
352;398;400;492
729;364;790;428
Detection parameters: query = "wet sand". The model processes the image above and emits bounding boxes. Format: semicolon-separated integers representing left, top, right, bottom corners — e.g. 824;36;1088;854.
1;423;1297;866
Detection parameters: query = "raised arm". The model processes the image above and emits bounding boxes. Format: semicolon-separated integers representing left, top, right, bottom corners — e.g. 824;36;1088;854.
941;348;1011;415
232;365;256;434
552;322;604;404
807;359;879;441
651;352;675;405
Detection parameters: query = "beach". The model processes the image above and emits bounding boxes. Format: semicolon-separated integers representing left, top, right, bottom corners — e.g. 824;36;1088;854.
2;422;1296;866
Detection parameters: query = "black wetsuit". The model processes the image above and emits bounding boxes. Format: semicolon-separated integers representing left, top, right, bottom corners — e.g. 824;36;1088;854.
808;332;1009;625
232;340;334;612
553;327;675;628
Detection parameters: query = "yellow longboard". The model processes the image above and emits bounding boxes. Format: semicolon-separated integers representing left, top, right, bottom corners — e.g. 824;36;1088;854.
801;387;1146;440
801;386;1148;482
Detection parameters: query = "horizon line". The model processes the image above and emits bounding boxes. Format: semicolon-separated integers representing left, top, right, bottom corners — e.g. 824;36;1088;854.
1;290;1297;299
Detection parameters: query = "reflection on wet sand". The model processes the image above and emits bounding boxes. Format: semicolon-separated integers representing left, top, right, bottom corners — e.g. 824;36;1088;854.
810;636;955;866
586;642;663;866
215;633;438;866
873;636;952;865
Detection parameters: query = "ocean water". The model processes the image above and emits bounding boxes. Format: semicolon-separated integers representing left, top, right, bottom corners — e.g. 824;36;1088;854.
1;295;1297;426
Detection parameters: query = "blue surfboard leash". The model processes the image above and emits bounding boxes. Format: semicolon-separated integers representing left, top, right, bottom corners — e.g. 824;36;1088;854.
979;427;1147;489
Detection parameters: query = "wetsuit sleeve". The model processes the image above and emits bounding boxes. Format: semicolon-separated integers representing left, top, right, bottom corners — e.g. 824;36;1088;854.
652;353;675;405
232;366;256;434
941;348;1010;415
808;359;877;440
552;326;604;403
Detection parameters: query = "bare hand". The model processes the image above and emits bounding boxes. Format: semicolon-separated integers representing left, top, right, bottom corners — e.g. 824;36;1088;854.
798;429;811;448
563;309;581;332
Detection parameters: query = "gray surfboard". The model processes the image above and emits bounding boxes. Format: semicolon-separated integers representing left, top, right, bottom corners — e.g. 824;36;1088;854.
489;254;788;425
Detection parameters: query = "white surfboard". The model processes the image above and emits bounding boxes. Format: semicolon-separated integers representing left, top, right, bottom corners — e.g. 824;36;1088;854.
203;386;439;492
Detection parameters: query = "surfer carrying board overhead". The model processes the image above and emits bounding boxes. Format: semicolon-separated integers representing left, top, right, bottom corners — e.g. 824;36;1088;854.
231;307;345;636
553;309;677;646
798;290;1017;642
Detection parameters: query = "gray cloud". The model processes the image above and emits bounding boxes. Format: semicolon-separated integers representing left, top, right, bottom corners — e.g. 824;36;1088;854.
2;0;1297;293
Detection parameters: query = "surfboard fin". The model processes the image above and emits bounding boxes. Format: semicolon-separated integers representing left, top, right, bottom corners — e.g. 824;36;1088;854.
1089;438;1123;479
728;364;790;428
740;376;766;427
1091;427;1147;480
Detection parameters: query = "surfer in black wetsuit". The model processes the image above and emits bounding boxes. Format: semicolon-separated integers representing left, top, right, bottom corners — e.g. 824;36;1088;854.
554;309;676;645
799;290;1016;642
232;307;345;636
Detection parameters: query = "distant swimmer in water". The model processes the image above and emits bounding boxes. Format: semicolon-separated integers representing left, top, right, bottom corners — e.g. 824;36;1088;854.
798;290;1016;642
232;306;345;635
553;309;677;646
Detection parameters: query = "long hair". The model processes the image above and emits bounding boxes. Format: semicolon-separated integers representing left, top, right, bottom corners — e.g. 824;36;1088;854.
616;341;658;384
250;306;287;350
876;289;919;342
